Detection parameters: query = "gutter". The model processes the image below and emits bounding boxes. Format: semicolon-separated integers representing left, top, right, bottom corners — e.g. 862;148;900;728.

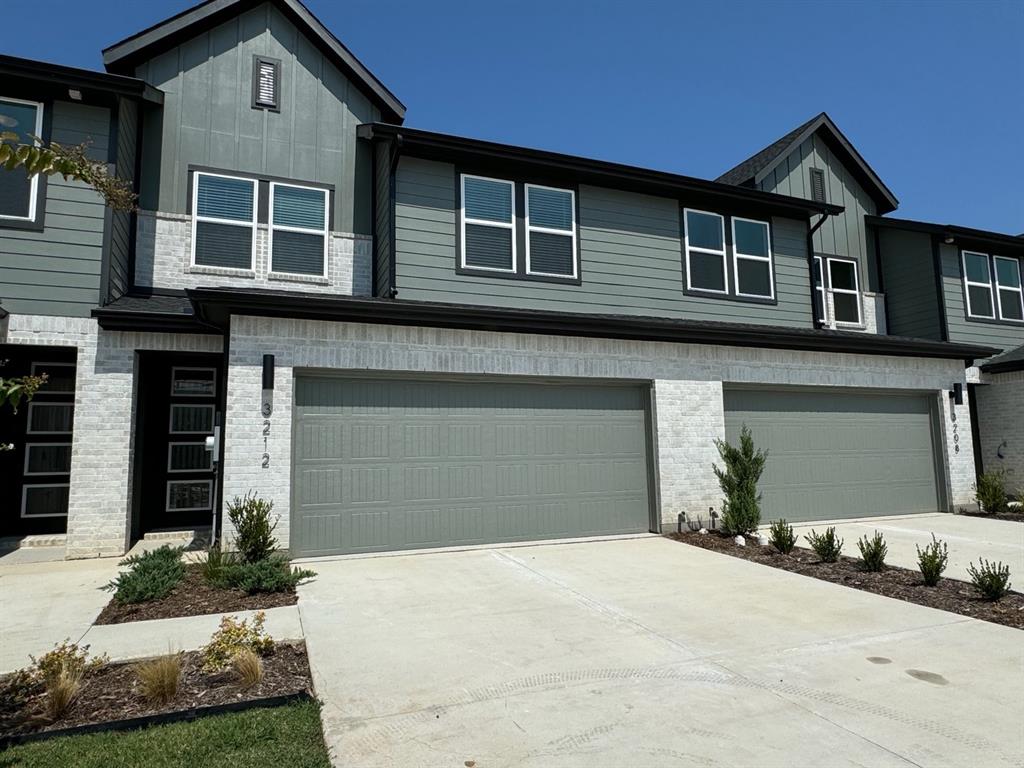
186;287;997;365
807;212;832;328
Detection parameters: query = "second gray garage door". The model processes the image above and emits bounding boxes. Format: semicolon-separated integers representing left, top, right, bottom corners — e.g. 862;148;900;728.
724;388;943;523
291;376;652;557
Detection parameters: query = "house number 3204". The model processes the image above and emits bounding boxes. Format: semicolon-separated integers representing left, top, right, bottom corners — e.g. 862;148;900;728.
262;420;271;468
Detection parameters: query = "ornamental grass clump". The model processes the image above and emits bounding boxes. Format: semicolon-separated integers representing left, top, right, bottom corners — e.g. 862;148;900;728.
856;530;888;572
232;648;264;689
135;652;182;705
916;534;949;586
713;425;768;535
806;527;843;563
967;559;1012;601
768;519;797;554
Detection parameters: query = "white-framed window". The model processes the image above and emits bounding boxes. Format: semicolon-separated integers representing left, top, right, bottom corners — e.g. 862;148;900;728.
683;208;727;294
962;250;995;319
460;174;516;273
0;96;44;222
170;367;217;397
167;442;213;473
525;183;577;278
269;181;329;277
166;480;213;512
827;257;862;326
169;404;214;434
21;484;70;518
23;443;72;476
26;402;73;434
731;217;774;299
191;171;257;270
813;255;827;323
993;255;1024;322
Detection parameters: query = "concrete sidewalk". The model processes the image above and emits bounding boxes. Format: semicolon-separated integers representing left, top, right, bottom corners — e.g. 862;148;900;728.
783;513;1024;582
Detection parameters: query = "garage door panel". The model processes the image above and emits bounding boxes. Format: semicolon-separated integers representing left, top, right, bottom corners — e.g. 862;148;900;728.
292;377;652;556
725;388;940;523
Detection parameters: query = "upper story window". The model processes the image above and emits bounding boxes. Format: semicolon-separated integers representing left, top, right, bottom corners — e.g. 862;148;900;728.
252;56;281;111
191;172;257;271
812;256;826;323
461;174;515;273
732;217;774;299
269;182;329;277
525;184;577;278
966;250;1024;322
683;209;727;294
827;257;862;325
0;96;44;222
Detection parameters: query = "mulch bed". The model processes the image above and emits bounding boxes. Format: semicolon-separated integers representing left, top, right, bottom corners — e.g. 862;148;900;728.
667;532;1024;630
0;641;312;740
94;565;296;625
956;510;1024;523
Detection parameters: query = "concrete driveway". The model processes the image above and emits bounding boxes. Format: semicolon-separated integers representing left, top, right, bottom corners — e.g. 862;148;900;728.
297;536;1024;768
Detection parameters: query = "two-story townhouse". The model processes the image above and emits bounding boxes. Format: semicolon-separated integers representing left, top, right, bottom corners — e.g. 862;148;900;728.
0;0;998;560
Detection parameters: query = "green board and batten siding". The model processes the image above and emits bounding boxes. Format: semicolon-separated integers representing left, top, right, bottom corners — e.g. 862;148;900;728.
724;388;943;523
0;101;111;317
394;157;815;328
134;1;379;235
877;228;943;340
290;376;653;557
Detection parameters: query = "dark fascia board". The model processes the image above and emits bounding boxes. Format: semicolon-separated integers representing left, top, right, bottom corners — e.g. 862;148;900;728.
101;0;403;122
982;358;1024;374
187;286;997;364
358;123;844;219
0;54;163;105
91;306;219;334
867;215;1024;255
751;113;899;215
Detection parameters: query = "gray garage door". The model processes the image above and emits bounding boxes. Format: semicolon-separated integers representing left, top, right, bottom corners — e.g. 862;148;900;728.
291;376;652;556
724;388;942;523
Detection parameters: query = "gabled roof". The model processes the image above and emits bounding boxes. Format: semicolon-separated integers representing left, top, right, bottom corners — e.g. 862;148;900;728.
101;0;404;123
716;112;899;215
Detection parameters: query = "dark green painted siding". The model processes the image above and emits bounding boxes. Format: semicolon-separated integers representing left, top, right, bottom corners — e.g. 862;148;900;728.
759;134;879;290
393;157;815;328
373;140;392;297
940;243;1024;352
107;97;138;302
134;0;380;235
0;101;110;317
877;228;943;340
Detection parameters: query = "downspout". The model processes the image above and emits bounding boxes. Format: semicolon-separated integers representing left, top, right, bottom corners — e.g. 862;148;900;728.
807;212;832;328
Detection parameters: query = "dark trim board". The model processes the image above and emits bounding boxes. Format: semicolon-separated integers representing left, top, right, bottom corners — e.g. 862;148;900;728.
868;215;1024;256
0;53;162;105
187;287;998;363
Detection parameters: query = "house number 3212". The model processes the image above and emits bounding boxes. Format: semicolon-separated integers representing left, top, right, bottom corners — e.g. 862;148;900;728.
262;420;271;468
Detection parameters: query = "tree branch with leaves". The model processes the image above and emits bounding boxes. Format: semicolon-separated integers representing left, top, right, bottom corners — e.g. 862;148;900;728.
0;371;48;452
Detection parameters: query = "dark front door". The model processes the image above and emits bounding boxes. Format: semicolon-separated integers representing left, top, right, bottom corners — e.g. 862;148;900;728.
136;352;224;535
0;345;77;537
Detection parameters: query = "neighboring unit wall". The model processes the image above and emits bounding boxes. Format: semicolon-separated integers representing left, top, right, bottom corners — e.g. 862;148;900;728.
373;140;393;297
222;314;974;550
133;210;372;296
974;371;1024;486
4;313;223;558
0;101;110;317
392;157;815;328
106;97;138;303
940;243;1024;351
134;0;379;236
877;228;943;340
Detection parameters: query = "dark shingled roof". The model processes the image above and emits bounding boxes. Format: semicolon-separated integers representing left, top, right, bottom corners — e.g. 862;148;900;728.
716;112;899;214
980;343;1024;374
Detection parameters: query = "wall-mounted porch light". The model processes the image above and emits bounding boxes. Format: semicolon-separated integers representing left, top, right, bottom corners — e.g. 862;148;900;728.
949;382;963;406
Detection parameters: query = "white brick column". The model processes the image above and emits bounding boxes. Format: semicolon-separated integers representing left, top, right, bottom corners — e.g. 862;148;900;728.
939;388;978;511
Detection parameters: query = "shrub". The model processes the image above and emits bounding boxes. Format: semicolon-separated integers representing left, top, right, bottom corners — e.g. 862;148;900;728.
222;556;316;594
103;546;185;604
713;425;768;535
768;519;797;554
30;640;106;688
806;527;844;563
227;492;279;563
974;470;1008;514
856;531;888;571
966;559;1012;600
0;668;41;716
201;612;275;673
232;648;264;689
135;652;182;705
916;534;949;586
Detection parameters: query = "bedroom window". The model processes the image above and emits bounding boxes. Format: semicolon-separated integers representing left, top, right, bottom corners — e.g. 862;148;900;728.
684;209;727;294
461;174;516;273
0;97;44;221
732;217;774;299
269;182;329;277
827;257;862;325
191;172;257;270
525;184;577;278
994;255;1023;322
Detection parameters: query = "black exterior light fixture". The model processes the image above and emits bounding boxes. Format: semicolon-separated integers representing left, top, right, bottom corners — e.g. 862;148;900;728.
950;382;963;406
943;233;955;244
261;354;275;417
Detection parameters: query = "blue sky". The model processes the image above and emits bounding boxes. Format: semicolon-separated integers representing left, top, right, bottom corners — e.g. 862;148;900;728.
4;0;1021;232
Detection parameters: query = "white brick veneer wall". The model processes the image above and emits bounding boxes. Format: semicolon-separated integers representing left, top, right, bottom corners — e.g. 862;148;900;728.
822;291;884;335
223;315;976;549
134;210;372;296
974;370;1024;488
4;314;222;558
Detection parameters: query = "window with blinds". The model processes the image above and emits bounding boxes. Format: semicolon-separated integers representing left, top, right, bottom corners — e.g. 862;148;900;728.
461;175;516;272
526;184;576;278
252;56;280;110
269;182;329;276
191;172;257;270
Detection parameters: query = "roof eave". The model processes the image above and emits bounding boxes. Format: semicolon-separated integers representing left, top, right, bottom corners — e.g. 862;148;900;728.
867;215;1024;254
0;54;163;104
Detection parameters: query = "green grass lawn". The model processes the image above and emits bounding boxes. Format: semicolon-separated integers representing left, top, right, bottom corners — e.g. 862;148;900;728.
0;700;331;768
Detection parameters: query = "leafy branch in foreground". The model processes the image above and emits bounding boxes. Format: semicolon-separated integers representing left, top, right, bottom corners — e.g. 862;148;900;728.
0;131;136;212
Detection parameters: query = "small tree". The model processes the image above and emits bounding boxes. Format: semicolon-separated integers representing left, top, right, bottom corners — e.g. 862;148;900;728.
0;371;47;452
713;425;768;535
